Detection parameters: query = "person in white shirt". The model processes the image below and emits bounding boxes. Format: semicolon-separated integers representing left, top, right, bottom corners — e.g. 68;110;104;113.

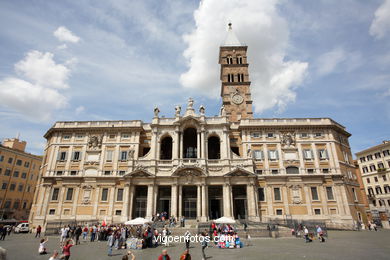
60;226;69;244
48;250;60;260
39;237;48;255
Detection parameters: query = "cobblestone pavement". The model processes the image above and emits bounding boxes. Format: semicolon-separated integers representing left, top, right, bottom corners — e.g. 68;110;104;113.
0;230;389;260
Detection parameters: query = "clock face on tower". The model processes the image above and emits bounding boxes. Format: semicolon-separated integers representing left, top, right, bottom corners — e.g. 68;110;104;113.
232;93;244;105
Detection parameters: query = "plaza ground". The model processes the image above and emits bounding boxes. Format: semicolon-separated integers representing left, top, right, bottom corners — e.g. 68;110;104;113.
0;230;389;260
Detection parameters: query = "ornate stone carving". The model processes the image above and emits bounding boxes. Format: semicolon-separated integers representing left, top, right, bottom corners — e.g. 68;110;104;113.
289;184;302;204
87;135;102;150
280;132;296;147
175;105;181;117
187;98;194;109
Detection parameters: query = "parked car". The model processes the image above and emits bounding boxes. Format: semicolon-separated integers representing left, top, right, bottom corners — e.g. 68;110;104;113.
14;223;29;233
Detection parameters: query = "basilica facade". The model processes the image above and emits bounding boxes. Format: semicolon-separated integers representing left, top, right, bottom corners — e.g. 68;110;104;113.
30;25;367;230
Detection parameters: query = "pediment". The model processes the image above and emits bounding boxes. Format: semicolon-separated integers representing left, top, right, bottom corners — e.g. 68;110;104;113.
224;167;255;177
125;166;153;178
177;115;201;126
172;165;206;177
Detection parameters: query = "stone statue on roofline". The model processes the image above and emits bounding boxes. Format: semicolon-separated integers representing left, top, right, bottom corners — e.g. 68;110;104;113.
154;106;160;117
199;105;205;115
175;105;181;117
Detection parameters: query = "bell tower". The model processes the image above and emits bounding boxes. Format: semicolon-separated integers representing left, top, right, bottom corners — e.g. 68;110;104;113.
219;23;253;122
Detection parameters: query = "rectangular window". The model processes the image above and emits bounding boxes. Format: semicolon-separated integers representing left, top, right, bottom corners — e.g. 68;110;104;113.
21;172;27;179
72;151;81;161
307;169;314;174
66;188;74;200
367;155;373;161
0;168;2;175
267;133;275;138
101;188;108;201
0;155;3;162
362;167;368;173
274;188;281;201
115;210;122;216
352;188;358;201
311;187;319;200
18;184;23;192
51;188;59;201
300;133;308;138
276;209;283;215
318;149;328;160
108;134;116;139
13;201;20;209
106;150;113;161
63;135;71;140
56;171;63;176
359;157;366;163
253;150;263;160
314;133;323;138
251;132;260;138
22;202;27;209
104;171;111;176
326;187;334;200
16;159;22;166
58;151;67;161
120;151;128;161
383;150;390;157
49;209;55;215
268;150;278;160
10;183;16;191
271;169;279;174
369;165;376;172
8;157;13;164
75;134;84;139
374;176;378;182
117;188;124;201
256;169;263;175
13;171;19;177
4;200;11;209
2;183;7;190
383;175;387;181
258;188;265;201
122;133;130;139
322;168;329;173
5;169;11;176
374;152;381;159
314;209;321;215
303;149;313;160
70;171;77;175
119;171;125;176
378;163;384;169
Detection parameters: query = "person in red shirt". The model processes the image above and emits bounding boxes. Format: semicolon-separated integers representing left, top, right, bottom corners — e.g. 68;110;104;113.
62;239;74;260
157;249;171;260
35;225;42;238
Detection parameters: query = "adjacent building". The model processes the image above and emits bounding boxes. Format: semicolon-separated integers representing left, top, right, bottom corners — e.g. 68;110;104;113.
0;138;42;220
30;24;367;230
356;141;390;228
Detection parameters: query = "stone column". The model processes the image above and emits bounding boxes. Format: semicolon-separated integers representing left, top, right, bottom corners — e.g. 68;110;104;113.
330;142;341;171
223;183;232;217
146;184;154;219
339;184;351;215
171;184;178;218
179;133;183;159
277;143;284;173
319;186;329;215
201;184;208;221
263;145;270;174
282;186;290;215
296;143;305;174
201;131;206;159
303;185;313;215
197;185;202;220
326;143;335;173
247;183;257;219
173;131;179;159
128;185;135;219
93;187;100;217
71;186;80;217
38;185;48;216
266;186;273;218
56;187;65;217
108;187;116;218
123;184;130;220
311;143;320;173
153;185;158;216
334;184;345;215
178;185;183;218
197;132;201;158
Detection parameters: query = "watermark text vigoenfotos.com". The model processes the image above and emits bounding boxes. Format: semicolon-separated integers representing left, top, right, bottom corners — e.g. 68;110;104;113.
156;235;235;245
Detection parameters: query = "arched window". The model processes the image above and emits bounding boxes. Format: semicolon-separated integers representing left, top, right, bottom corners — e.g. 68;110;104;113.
227;56;233;64
237;56;243;64
183;128;197;158
286;166;299;174
160;136;173;160
208;136;220;159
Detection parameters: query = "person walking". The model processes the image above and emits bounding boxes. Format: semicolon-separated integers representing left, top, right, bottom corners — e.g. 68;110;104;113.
373;223;378;231
0;226;6;240
200;233;208;260
303;226;311;243
38;237;48;255
62;239;74;260
91;225;97;242
184;230;191;249
316;225;325;242
75;226;82;245
107;232;115;256
82;226;88;241
35;225;42;238
180;249;191;260
157;249;171;260
60;226;69;245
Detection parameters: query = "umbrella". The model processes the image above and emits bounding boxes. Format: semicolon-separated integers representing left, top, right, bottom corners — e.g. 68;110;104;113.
214;217;236;224
124;217;152;225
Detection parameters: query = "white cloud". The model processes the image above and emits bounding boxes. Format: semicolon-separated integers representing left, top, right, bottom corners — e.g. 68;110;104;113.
57;43;67;50
370;0;390;39
53;26;80;43
316;48;347;76
15;50;70;89
0;77;67;121
0;50;71;121
180;0;308;114
75;106;85;115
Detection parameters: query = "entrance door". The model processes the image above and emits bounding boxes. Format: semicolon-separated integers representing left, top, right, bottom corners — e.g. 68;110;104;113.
209;199;222;219
184;199;197;218
157;199;170;216
233;199;247;219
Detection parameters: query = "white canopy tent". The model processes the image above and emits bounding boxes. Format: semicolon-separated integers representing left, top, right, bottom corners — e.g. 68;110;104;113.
124;217;152;225
214;217;236;224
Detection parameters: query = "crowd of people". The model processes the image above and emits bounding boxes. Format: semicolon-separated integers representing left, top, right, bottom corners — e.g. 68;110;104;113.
209;222;243;249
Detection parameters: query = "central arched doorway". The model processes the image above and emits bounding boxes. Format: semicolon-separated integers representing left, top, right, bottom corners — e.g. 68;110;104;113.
160;136;173;160
183;128;197;158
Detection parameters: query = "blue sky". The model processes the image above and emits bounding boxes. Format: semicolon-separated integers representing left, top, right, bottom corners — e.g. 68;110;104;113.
0;0;389;156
